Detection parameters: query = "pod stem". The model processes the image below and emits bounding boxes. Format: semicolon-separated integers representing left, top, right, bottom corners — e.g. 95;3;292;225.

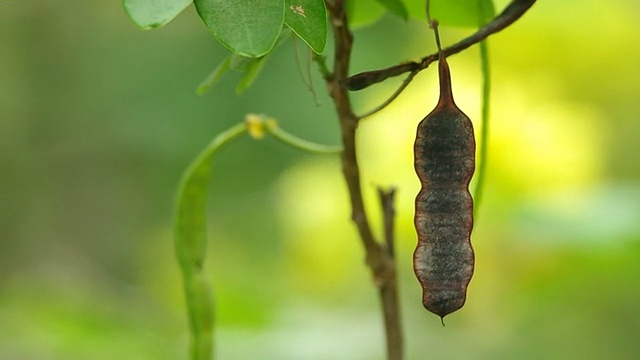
430;21;443;54
424;0;443;54
425;11;455;108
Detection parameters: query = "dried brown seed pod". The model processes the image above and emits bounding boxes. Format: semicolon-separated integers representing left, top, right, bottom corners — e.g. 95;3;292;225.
413;23;476;321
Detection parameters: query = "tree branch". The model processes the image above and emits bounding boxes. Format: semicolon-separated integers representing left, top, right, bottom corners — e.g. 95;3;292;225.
378;187;397;256
325;0;378;253
377;187;402;360
344;0;537;91
324;1;402;359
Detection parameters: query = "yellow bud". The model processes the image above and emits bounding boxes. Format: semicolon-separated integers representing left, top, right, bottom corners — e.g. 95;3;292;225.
245;113;266;139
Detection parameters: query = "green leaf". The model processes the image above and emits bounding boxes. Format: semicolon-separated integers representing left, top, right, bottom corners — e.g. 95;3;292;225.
345;0;386;29
197;56;232;95
174;122;247;360
405;0;495;27
284;0;327;53
235;57;267;94
194;0;285;57
123;0;192;29
374;0;408;21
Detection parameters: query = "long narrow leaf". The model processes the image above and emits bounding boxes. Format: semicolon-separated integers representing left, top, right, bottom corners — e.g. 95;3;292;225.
235;57;266;94
174;122;247;360
473;1;492;221
197;57;232;95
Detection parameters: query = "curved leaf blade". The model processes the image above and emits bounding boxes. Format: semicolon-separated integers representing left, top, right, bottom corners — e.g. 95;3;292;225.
284;0;327;53
195;0;285;57
123;0;192;29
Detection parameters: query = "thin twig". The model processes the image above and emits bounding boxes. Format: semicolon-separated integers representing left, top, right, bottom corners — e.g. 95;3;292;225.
357;71;418;120
312;53;331;79
325;0;378;252
306;47;320;105
292;37;321;105
344;0;537;91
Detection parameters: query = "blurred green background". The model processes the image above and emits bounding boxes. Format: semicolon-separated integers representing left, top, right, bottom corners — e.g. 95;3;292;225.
2;0;640;359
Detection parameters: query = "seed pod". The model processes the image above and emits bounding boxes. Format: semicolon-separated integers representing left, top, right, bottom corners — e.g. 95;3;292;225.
413;26;476;321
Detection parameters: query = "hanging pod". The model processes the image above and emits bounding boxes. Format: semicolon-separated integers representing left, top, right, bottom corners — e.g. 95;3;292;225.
413;21;476;321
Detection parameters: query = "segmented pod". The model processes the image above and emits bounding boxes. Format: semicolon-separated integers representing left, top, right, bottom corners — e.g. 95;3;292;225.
413;36;476;320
